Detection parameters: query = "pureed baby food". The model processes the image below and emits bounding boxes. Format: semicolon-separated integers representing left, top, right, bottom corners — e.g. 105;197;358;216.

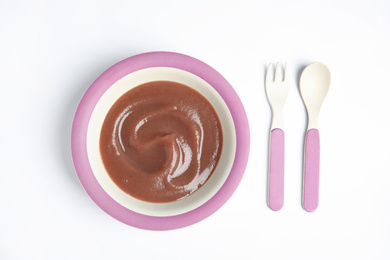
100;81;223;203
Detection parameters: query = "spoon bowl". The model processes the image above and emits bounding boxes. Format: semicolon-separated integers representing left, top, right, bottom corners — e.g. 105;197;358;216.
300;63;331;130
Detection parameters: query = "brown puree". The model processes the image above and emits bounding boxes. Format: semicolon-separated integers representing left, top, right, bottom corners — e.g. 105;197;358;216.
100;81;223;203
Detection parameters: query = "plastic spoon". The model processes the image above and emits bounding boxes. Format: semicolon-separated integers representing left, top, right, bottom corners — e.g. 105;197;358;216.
299;62;330;212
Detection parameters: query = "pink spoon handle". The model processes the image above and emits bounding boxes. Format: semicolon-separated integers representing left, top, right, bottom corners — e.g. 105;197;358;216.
268;128;284;211
303;128;320;212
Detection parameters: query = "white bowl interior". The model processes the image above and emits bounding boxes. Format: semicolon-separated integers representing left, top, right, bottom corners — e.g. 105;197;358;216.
87;67;236;217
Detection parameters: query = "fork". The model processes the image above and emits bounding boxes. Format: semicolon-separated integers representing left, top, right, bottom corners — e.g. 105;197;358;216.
265;63;289;211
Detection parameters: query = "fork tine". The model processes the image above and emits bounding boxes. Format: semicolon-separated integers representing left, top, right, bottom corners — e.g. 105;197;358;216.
275;63;282;81
266;63;274;85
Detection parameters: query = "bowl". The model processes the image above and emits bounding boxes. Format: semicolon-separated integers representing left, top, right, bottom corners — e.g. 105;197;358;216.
71;52;250;230
87;66;236;216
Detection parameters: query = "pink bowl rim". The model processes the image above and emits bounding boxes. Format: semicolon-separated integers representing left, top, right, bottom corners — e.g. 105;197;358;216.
71;51;250;230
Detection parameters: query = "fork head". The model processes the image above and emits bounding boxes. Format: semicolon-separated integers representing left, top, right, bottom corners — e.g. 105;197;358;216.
265;63;290;108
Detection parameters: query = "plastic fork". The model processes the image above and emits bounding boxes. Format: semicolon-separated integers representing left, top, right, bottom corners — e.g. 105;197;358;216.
265;63;289;211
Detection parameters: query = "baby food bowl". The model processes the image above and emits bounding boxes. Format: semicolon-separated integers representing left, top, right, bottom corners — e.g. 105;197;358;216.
88;66;236;216
71;52;250;230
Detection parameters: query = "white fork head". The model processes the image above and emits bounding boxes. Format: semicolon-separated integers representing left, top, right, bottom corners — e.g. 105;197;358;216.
265;63;289;129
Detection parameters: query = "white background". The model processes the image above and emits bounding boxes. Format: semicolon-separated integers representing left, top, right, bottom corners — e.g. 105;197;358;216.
1;0;390;259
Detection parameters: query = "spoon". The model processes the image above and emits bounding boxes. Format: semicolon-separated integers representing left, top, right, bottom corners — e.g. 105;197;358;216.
299;62;331;212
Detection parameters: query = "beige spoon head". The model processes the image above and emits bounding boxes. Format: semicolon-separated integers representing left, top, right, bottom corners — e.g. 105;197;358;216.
299;62;331;129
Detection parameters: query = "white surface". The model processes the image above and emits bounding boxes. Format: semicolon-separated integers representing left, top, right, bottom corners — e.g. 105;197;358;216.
1;0;390;259
87;67;236;216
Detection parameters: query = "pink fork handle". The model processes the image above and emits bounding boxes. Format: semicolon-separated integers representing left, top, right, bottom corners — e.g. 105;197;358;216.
303;129;320;212
268;128;284;211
